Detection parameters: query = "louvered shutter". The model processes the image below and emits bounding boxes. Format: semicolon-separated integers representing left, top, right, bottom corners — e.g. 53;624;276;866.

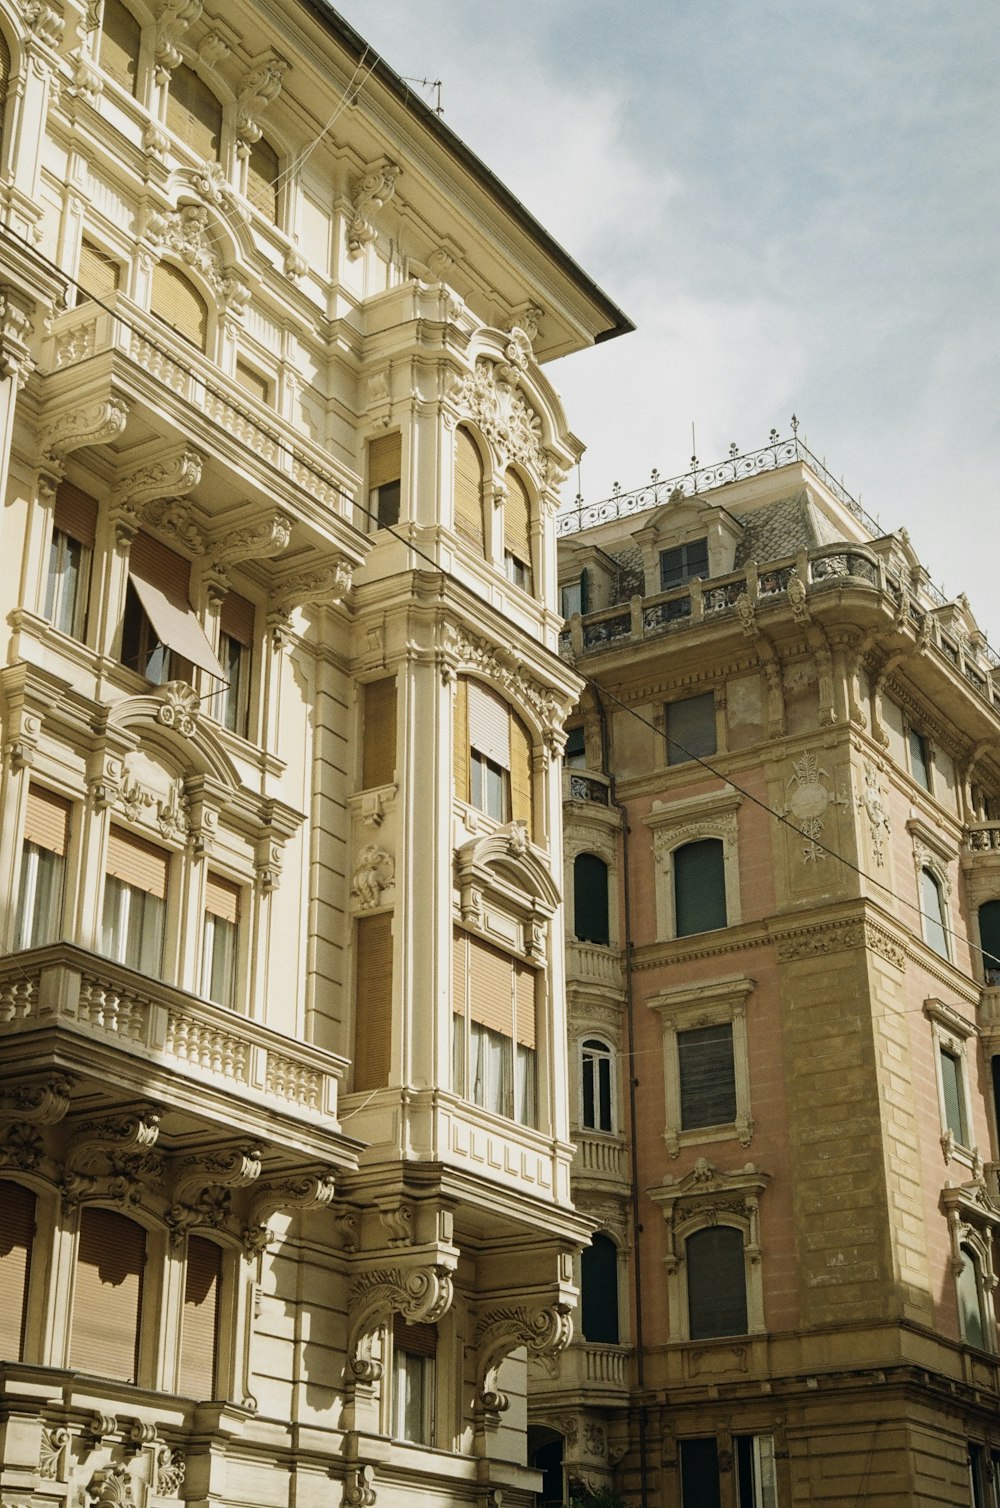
235;361;270;404
503;469;532;576
166;63;222;160
368;433;401;489
354;912;393;1090
0;1181;35;1361
686;1225;747;1340
674;839;726;937
573;853;609;944
394;1313;436;1356
0;28;9;132
179;1236;221;1399
362;678;396;788
54;481;98;549
514;961;535;1048
452;929;468;1017
666;692;717;766
220;591;254;646
24;787;70;855
579;567;590;615
454;428;485;553
678;1023;736;1129
129;531;190;598
78;240;120;303
246;136;279;221
106;826;168;898
151;262;208;351
468;936;513;1036
99;0;140;95
71;1208;145;1380
509;711;533;836
205;873;239;925
453;679;469;803
468;682;510;766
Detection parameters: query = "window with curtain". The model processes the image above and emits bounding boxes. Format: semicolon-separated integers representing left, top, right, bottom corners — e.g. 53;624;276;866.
98;0;141;96
101;826;167;974
70;1207;146;1382
686;1224;747;1340
453;929;536;1126
573;853;610;944
45;481;97;641
920;867;949;959
0;28;9;161
674;838;727;937
121;530;224;686
77;239;121;306
454;427;485;555
580;1233;619;1343
581;1038;613;1132
392;1314;435;1443
16;786;70;949
0;1180;35;1361
354;911;393;1091
202;873;240;1006
939;1045;969;1146
908;727;931;790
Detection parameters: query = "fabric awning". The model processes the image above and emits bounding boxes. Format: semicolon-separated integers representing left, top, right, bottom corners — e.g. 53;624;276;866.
129;569;226;681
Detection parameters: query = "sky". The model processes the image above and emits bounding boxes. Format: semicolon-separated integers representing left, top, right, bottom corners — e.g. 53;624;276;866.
335;2;1000;643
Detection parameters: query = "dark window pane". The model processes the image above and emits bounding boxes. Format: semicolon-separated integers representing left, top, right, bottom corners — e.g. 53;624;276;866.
679;1023;736;1129
687;1225;747;1339
667;692;716;766
979;901;1000;984
581;1233;618;1343
908;728;930;789
661;538;709;591
565;726;586;768
920;868;948;958
679;1437;721;1508
674;839;727;937
940;1048;968;1145
574;853;610;944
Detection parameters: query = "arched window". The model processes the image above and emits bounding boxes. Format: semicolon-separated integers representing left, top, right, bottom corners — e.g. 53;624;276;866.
686;1224;747;1340
581;1038;613;1132
151;262;208;351
0;27;11;159
99;0;141;96
166;62;223;160
574;852;609;945
0;1180;35;1361
979;900;1000;986
503;468;532;592
70;1207;146;1382
674;838;726;937
454;427;485;556
246;135;279;222
581;1233;619;1344
957;1243;989;1350
920;866;949;959
179;1235;222;1398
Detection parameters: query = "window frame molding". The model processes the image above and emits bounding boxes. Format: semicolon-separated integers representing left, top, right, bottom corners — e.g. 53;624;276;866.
648;974;755;1157
908;816;956;961
645;789;741;942
940;1181;1000;1354
924;997;979;1169
578;1034;616;1135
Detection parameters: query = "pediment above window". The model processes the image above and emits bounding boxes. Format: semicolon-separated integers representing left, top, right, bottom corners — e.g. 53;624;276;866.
455;821;560;959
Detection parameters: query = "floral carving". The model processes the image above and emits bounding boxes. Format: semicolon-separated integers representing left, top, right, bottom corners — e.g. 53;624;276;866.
348;163;400;258
781;750;845;862
155;1448;186;1497
145;206;248;314
0;1122;43;1170
348;1265;455;1381
155;682;200;737
87;1465;135;1508
440;624;572;747
271;559;353;615
38;1427;69;1480
351;845;394;908
0;1074;72;1123
858;762;891;866
454;357;547;482
210;511;292;571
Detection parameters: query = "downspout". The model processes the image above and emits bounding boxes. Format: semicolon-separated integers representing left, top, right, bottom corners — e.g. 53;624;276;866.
592;684;649;1508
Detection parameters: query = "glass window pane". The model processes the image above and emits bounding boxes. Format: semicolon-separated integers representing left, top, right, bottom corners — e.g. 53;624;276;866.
16;844;64;948
939;1048;968;1145
581;1233;619;1343
908;728;931;789
958;1247;987;1349
574;853;610;944
920;868;949;958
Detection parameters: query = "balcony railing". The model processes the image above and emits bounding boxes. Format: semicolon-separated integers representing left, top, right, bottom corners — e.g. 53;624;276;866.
532;1341;631;1393
572;1130;628;1181
565;941;624;993
0;944;344;1124
967;823;1000;854
563;768;611;805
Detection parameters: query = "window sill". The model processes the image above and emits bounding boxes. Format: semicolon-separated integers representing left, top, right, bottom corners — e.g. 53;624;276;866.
666;1121;753;1157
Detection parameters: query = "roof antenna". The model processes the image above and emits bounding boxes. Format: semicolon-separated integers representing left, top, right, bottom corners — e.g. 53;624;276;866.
690;421;698;471
402;75;443;114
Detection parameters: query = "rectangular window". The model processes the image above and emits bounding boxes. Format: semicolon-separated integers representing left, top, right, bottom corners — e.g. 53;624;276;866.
565;726;586;769
16;786;70;948
354;912;393;1091
680;1438;721;1508
560;571;589;618
392;1315;435;1444
102;826;167;975
468;681;511;822
235;359;271;405
471;750;507;821
71;1207;145;1383
214;591;254;737
202;874;240;1007
122;532;224;686
735;1435;778;1508
45;482;97;640
678;1023;737;1130
362;678;397;788
661;538;709;592
909;728;931;790
666;691;717;766
368;432;401;530
453;930;536;1126
940;1046;969;1146
179;1235;221;1400
504;552;530;591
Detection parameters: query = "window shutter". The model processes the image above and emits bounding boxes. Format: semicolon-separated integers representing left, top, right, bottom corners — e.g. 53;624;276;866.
220;591;254;646
205;873;239;925
980;900;1000;976
393;1313;437;1356
454;428;485;553
235;361;270;404
468;935;513;1035
468;682;511;766
246;136;279;221
99;0;140;95
179;1235;220;1399
78;240;120;304
579;567;590;615
71;1208;145;1381
369;432;401;490
452;929;468;1016
580;1233;619;1344
0;1180;35;1361
674;839;726;937
166;63;222;159
129;531;191;599
453;679;469;802
106;826;168;898
509;712;533;836
573;853;609;945
678;1023;736;1128
362;678;396;788
24;786;70;856
53;481;98;549
686;1225;747;1340
503;469;532;567
666;692;717;765
354;912;393;1090
514;961;535;1048
151;262;208;351
0;28;9;126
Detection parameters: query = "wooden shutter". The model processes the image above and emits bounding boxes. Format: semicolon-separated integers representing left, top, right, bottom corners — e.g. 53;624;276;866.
205;873;239;925
514;961;535;1048
394;1313;436;1356
362;678;396;788
674;839;726;937
503;469;532;567
166;63;222;160
453;679;469;802
509;711;533;836
452;929;468;1017
573;853;609;944
454;428;485;553
0;27;9;128
468;682;510;766
99;0;140;95
220;591;254;646
71;1207;145;1381
235;361;270;404
151;262;207;351
369;433;401;490
246;136;279;221
78;240;120;303
106;826;168;898
24;787;70;856
686;1225;747;1340
354;912;393;1091
678;1023;736;1129
54;481;98;549
0;1180;35;1361
179;1235;220;1399
468;936;513;1036
666;692;716;765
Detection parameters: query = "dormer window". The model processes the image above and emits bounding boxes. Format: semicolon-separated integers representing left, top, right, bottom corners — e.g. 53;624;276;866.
660;538;708;592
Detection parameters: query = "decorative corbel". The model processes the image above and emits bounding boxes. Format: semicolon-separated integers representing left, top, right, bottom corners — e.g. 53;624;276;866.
347;163;400;259
153;0;203;83
208;509;293;579
346;1263;455;1383
270;557;353;617
62;1106;164;1209
241;1168;338;1253
111;446;205;552
342;1464;377;1508
40;396;130;463
474;1303;573;1417
0;286;35;385
0;1074;74;1124
166;1144;263;1245
235;57;288;153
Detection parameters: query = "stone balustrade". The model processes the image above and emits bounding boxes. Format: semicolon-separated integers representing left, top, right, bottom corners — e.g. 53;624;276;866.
565;941;624;993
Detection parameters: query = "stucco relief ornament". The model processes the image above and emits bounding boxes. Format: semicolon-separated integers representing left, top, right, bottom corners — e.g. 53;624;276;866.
454;357;547;482
781;750;846;862
857;763;891;866
347;162;401;258
351;845;394;908
235;58;287;148
156;682;200;737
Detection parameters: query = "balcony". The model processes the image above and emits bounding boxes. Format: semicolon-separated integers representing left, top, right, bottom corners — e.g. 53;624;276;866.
565;941;624;994
967;823;1000;855
562;767;611;806
530;1340;631;1400
572;1129;628;1184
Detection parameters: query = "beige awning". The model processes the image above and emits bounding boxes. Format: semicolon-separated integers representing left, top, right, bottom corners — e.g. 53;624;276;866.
129;569;226;681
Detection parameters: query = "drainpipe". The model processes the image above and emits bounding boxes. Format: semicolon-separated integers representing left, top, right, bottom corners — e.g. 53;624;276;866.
592;685;649;1508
